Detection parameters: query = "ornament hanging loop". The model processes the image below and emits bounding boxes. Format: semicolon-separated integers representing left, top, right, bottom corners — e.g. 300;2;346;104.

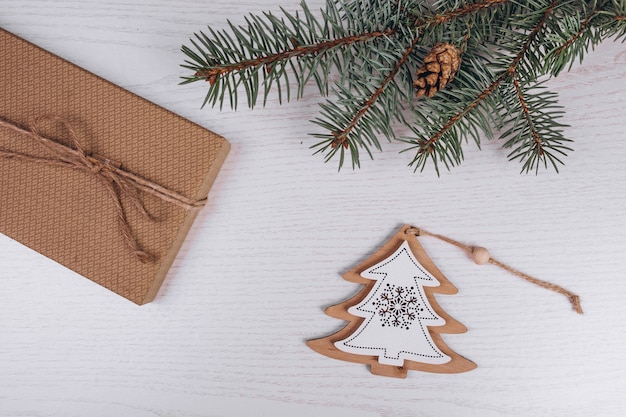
405;226;583;314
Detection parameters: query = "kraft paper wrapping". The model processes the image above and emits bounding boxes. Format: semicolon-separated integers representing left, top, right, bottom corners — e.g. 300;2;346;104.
0;29;230;304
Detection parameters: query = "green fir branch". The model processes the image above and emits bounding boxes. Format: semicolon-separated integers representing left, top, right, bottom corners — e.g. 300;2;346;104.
182;0;626;173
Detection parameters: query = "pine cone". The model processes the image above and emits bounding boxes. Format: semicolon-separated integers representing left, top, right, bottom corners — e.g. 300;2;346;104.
414;43;461;99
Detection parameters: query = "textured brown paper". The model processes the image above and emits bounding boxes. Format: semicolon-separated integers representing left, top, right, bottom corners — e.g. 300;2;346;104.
0;29;230;304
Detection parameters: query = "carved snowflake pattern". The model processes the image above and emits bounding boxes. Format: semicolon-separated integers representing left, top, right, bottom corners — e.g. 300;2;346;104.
373;283;423;330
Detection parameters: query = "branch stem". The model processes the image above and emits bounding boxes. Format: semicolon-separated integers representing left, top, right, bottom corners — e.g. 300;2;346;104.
420;0;509;26
513;76;543;155
555;8;600;55
331;34;422;148
195;29;395;80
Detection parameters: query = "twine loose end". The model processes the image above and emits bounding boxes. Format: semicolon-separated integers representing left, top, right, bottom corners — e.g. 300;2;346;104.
569;295;584;315
135;250;155;264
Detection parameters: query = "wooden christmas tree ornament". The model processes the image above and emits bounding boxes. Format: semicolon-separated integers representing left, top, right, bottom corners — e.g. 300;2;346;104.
308;225;582;378
308;225;475;378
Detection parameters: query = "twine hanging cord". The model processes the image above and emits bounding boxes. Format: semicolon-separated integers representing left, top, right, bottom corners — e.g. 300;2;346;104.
0;115;206;263
406;227;583;314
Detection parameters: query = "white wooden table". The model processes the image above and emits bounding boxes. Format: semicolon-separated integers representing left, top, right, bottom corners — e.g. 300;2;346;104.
1;1;625;416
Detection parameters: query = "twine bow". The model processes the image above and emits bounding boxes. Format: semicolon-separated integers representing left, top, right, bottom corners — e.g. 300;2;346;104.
0;115;206;263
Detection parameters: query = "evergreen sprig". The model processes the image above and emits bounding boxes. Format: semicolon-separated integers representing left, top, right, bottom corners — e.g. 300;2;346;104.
181;0;626;173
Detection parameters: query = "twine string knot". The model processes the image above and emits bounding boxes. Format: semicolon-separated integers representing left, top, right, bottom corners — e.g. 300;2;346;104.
0;115;206;263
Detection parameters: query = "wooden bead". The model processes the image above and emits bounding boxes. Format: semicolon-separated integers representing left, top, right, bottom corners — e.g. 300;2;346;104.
471;247;490;265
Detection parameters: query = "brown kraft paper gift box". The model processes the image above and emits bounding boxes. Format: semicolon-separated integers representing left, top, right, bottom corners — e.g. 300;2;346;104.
0;28;230;304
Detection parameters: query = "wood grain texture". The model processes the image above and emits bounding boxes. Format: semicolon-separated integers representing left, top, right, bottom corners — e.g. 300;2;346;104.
1;1;625;416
